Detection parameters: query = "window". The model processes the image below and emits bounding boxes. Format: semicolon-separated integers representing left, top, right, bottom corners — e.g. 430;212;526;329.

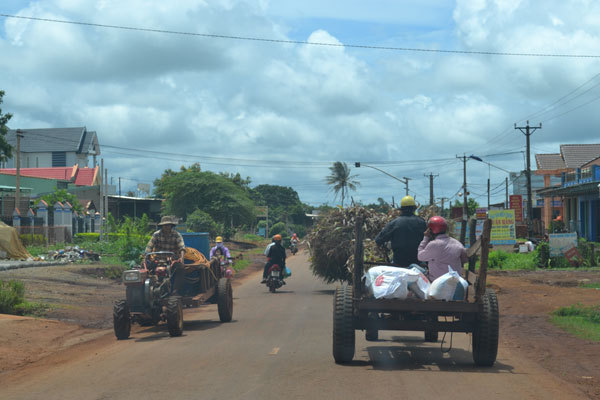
52;152;67;167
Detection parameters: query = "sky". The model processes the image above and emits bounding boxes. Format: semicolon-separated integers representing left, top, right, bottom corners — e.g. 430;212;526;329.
1;0;600;208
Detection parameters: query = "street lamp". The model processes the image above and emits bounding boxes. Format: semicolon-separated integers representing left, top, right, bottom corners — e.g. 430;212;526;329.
355;162;411;195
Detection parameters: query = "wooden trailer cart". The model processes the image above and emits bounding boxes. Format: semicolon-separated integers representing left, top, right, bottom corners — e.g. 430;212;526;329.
332;217;499;366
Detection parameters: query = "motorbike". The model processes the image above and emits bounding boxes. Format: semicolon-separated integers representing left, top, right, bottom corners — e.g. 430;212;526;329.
265;263;284;293
114;251;183;339
290;241;298;255
214;254;235;279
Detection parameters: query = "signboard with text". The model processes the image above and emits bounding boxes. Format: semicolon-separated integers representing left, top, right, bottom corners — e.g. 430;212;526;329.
489;209;516;245
475;207;488;219
549;232;578;257
509;194;523;222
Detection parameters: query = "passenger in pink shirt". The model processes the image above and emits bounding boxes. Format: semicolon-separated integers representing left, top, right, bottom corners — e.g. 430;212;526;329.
418;216;468;281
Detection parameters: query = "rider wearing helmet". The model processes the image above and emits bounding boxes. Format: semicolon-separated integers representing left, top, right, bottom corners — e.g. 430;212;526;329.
418;216;468;281
210;236;232;261
375;195;427;267
261;234;286;284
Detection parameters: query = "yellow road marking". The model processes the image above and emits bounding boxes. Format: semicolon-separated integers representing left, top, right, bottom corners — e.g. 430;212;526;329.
269;347;280;355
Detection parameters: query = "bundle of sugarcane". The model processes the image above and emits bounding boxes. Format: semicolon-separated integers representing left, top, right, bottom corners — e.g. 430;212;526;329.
307;205;448;283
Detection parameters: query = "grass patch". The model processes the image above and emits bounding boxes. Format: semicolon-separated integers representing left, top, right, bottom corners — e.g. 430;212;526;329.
0;279;50;317
551;303;600;342
580;282;600;289
481;250;537;270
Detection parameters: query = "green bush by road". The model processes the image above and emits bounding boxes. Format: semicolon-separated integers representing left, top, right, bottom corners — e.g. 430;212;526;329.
551;303;600;342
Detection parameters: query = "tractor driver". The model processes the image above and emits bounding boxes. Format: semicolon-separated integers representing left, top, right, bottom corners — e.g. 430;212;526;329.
145;215;186;294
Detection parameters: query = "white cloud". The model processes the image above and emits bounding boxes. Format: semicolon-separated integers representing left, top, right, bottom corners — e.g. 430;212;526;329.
2;0;600;206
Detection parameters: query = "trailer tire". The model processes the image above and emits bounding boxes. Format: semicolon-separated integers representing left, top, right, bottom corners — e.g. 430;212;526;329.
166;296;183;337
473;288;499;366
113;300;131;340
333;285;355;363
217;278;233;322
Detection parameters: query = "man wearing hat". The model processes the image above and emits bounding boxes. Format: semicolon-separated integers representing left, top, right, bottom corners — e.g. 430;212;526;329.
145;216;186;293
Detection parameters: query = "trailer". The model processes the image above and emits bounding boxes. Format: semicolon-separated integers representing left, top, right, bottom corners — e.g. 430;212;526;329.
332;216;498;366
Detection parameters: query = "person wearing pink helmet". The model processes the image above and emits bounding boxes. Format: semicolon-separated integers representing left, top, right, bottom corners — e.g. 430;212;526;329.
417;216;468;281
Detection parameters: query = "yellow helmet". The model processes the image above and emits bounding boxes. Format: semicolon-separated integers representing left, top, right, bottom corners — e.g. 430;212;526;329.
400;195;416;207
216;236;223;243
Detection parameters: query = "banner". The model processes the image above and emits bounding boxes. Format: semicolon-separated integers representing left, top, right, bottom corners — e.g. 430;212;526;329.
549;232;578;257
489;209;516;245
509;194;523;222
475;207;488;219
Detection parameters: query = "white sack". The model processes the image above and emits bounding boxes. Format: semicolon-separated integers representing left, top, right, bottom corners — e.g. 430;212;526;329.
364;266;419;300
408;266;430;299
427;266;468;301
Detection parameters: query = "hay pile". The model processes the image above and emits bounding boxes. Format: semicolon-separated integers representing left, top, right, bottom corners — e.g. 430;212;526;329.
307;205;442;283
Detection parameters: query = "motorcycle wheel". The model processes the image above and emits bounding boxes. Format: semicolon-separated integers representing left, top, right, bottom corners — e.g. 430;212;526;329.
166;296;183;337
113;300;131;340
217;277;233;322
269;280;276;293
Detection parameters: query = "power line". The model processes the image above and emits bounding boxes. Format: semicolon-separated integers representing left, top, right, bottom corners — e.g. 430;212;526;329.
3;13;600;58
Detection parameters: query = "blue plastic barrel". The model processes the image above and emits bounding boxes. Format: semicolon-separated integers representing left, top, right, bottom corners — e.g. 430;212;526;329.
181;232;210;259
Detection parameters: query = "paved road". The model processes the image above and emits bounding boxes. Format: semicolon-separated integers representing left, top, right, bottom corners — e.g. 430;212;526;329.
1;251;587;400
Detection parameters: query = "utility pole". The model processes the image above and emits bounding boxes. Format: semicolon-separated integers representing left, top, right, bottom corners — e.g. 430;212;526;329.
424;173;439;206
487;178;490;209
515;121;542;237
505;177;509;209
403;177;411;196
438;197;449;217
15;129;24;214
100;159;104;240
457;154;469;244
119;177;121;197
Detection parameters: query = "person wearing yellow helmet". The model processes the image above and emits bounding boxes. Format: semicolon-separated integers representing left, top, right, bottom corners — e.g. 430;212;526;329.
210;235;232;262
375;195;427;267
261;234;286;284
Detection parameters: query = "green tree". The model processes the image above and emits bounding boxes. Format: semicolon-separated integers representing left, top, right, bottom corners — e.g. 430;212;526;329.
186;209;219;237
325;161;359;207
453;198;480;217
252;184;309;225
0;91;14;162
154;165;255;226
39;189;83;213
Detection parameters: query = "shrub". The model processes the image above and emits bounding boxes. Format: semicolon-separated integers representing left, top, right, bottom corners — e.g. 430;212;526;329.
550;256;572;269
74;233;100;243
534;241;550;268
488;250;509;269
20;234;45;246
0;279;25;314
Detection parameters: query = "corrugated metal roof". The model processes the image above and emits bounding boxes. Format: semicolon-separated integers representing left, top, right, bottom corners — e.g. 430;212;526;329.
6;127;98;154
0;166;98;186
535;153;565;170
560;144;600;169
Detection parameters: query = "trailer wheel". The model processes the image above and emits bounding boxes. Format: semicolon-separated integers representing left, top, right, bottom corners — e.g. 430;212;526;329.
113;300;131;340
166;296;183;337
217;278;233;322
333;285;355;363
472;288;499;366
424;330;439;342
365;329;378;341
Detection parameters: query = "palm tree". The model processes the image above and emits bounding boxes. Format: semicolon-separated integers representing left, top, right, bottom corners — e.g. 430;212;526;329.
325;161;360;207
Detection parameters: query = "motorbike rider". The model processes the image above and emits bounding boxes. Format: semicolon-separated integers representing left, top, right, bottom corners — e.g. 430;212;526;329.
417;216;468;281
375;195;427;267
145;215;186;294
210;236;232;265
261;234;286;284
290;233;300;252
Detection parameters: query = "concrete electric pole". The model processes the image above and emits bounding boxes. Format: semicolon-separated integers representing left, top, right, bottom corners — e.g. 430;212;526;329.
15;129;24;213
424;173;439;206
515;121;542;238
456;154;469;244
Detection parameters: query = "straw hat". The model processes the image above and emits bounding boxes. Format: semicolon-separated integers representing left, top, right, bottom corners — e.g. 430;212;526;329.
158;215;178;226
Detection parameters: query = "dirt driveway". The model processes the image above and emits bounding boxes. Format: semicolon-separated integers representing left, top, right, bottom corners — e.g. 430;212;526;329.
0;261;599;398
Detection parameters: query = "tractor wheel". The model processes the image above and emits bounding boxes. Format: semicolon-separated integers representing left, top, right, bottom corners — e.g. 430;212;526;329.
113;300;131;340
166;296;183;337
217;278;233;322
365;329;378;341
424;330;439;342
472;288;499;366
333;285;355;364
